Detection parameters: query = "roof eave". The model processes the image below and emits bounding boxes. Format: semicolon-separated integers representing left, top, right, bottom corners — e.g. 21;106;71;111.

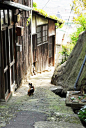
0;1;32;11
32;10;58;23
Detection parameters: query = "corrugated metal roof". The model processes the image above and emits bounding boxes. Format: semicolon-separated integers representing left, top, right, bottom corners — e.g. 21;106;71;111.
3;1;32;11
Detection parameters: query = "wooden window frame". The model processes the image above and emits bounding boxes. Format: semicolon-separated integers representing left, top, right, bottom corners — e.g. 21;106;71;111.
37;24;48;46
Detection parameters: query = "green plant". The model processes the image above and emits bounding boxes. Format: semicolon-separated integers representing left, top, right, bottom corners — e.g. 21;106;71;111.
70;15;86;45
83;94;86;99
33;2;37;8
72;0;86;15
71;97;76;101
33;3;64;28
60;45;70;64
59;43;75;65
78;96;82;100
70;25;85;45
78;105;86;123
26;14;32;26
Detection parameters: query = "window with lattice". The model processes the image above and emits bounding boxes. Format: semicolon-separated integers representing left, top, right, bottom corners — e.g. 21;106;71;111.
37;25;48;45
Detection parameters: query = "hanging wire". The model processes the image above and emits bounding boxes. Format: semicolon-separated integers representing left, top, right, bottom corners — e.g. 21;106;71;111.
42;0;51;9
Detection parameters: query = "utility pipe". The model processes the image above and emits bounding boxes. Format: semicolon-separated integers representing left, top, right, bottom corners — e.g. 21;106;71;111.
74;55;86;90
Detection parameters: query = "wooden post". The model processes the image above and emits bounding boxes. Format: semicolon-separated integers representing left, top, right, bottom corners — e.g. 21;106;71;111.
0;10;1;99
0;10;5;100
13;9;17;87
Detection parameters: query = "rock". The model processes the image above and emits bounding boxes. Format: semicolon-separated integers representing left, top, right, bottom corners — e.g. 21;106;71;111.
34;121;84;128
50;86;63;94
72;100;79;103
51;30;86;93
81;99;86;102
72;91;81;95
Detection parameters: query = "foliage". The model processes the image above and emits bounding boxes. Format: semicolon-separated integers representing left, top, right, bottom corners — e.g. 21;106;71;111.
70;14;86;45
33;3;64;28
59;0;86;64
26;14;32;26
50;15;65;28
27;2;64;27
55;22;64;28
72;0;86;15
69;1;86;57
61;45;69;57
73;14;86;29
33;8;48;18
33;2;37;8
60;43;75;64
70;26;85;45
78;105;86;122
70;0;86;45
60;45;70;64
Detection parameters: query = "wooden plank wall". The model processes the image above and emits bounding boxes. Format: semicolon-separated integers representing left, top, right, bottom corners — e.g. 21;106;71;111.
0;0;32;100
48;36;55;66
32;24;48;73
48;20;56;66
16;0;31;86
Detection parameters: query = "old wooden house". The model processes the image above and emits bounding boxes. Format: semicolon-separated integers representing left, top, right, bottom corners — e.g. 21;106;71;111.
0;0;62;102
0;0;32;101
32;10;58;73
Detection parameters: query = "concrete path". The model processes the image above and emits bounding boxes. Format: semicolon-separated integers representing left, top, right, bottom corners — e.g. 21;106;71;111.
0;67;84;128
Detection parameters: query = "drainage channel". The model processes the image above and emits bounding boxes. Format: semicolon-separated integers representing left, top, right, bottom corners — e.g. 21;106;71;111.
50;86;66;98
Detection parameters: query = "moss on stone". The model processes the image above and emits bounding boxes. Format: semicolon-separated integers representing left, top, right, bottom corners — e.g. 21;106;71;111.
52;30;86;93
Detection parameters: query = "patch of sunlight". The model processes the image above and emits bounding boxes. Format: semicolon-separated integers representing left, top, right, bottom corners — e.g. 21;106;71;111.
13;92;27;97
29;99;39;102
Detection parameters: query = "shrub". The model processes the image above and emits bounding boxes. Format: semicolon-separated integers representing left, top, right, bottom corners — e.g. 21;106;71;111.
78;105;86;123
60;44;74;64
70;26;85;45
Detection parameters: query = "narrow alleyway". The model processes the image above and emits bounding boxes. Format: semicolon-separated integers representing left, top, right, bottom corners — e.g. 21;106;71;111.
0;67;84;128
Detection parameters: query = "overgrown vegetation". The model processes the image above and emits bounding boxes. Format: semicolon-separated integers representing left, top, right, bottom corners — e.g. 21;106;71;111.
78;105;86;124
70;0;86;45
72;0;86;15
60;45;70;64
60;43;74;64
60;0;86;64
33;2;37;8
26;14;32;26
33;2;64;28
70;15;86;45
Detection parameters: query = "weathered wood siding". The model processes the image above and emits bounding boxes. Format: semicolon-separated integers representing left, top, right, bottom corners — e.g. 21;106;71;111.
36;25;48;72
36;15;48;26
32;15;36;34
48;20;55;36
16;0;31;86
48;20;56;66
0;0;31;100
32;13;56;73
0;9;16;100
